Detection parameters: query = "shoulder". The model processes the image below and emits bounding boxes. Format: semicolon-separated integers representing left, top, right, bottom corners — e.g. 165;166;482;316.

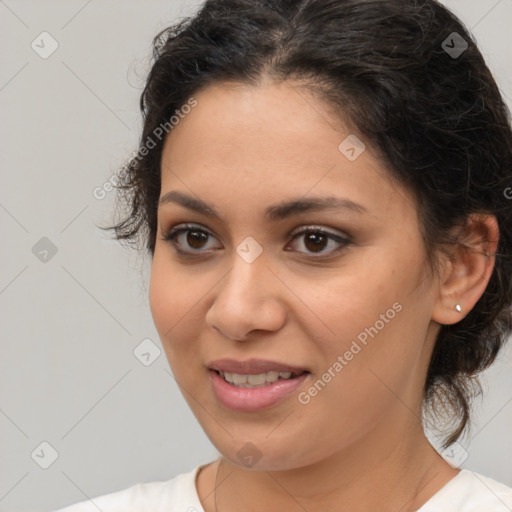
52;465;204;512
419;469;512;511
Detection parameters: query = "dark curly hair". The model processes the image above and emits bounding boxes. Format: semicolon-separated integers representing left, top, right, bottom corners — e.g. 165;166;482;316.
102;0;512;448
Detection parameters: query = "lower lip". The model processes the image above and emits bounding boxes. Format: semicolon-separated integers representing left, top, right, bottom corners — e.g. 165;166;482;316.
209;370;309;412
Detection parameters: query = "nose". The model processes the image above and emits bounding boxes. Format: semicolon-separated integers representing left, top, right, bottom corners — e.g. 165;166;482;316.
205;250;287;342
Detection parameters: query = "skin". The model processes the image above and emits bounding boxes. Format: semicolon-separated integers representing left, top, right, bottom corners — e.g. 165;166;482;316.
148;80;499;511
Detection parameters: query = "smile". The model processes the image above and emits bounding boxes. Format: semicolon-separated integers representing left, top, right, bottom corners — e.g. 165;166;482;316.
209;369;309;411
216;369;305;388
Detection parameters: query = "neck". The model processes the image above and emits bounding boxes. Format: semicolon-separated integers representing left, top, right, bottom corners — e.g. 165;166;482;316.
210;416;458;512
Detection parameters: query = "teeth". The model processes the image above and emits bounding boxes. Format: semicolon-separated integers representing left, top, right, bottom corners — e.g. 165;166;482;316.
247;373;268;385
231;373;247;385
218;370;299;387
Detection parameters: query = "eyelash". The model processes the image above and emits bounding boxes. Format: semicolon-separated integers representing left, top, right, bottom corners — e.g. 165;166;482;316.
160;223;351;258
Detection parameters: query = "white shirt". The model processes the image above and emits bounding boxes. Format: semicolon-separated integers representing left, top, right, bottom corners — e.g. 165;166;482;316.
54;465;512;512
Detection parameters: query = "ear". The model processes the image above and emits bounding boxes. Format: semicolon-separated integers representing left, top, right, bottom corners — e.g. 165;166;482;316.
432;214;499;325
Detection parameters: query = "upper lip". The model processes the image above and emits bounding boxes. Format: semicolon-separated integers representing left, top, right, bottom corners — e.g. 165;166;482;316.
209;358;309;375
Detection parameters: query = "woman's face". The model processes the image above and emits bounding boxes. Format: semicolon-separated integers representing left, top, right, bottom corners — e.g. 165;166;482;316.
149;81;442;470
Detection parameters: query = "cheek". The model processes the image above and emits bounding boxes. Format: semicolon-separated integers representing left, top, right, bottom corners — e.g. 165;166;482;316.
310;241;430;385
297;310;425;450
148;253;205;364
149;254;175;336
313;251;417;348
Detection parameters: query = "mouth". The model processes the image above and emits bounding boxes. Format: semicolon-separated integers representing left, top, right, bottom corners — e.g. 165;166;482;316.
212;369;308;388
207;358;310;411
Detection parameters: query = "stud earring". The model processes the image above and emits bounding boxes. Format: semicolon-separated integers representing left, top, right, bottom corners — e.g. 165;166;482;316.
455;304;462;313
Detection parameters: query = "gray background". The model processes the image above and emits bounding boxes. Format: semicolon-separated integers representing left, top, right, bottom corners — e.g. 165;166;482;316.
0;1;511;511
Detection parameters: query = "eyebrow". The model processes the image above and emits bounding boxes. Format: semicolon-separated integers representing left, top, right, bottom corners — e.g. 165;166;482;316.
158;190;368;222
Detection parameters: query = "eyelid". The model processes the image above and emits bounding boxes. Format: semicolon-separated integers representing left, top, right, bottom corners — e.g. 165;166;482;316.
165;222;349;240
163;222;220;247
166;222;211;237
288;224;349;240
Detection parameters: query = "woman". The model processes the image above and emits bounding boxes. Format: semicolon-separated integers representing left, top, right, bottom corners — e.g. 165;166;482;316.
55;0;512;510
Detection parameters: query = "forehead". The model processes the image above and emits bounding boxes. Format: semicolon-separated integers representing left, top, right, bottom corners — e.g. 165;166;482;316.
164;81;356;163
159;81;415;222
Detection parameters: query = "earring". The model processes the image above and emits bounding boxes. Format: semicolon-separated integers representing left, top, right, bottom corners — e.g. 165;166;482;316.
455;304;462;313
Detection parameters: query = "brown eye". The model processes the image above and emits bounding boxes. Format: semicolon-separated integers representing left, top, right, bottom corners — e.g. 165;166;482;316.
162;223;350;258
162;224;221;253
303;232;329;253
287;227;350;256
185;229;209;249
